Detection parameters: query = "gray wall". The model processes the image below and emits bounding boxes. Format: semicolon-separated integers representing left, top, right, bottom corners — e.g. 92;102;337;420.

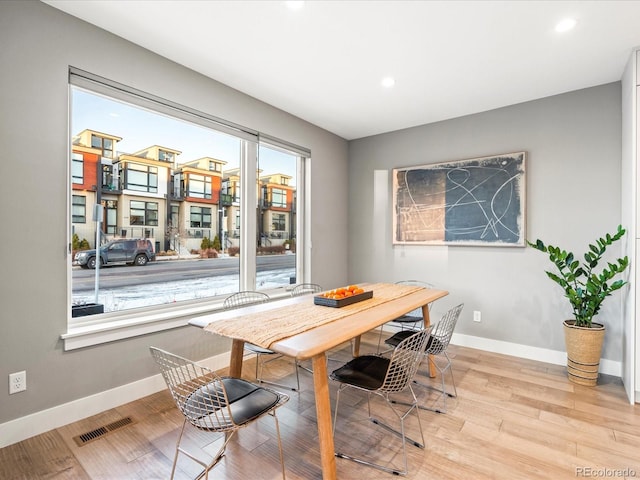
0;1;348;424
348;83;624;360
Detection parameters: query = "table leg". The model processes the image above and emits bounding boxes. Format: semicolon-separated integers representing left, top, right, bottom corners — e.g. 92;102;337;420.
229;339;245;377
312;353;337;480
422;304;436;378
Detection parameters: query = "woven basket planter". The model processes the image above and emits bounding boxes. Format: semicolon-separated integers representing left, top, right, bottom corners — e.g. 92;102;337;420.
563;320;605;386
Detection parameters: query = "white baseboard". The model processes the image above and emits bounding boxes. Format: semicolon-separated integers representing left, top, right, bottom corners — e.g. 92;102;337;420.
0;336;626;449
0;351;230;449
450;333;622;378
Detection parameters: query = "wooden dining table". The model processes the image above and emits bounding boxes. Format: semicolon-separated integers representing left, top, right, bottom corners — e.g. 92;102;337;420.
189;283;448;480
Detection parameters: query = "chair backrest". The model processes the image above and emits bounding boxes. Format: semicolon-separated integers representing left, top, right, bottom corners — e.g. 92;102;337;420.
149;347;235;430
427;303;464;354
223;291;270;309
291;283;323;296
381;325;433;393
396;280;434;316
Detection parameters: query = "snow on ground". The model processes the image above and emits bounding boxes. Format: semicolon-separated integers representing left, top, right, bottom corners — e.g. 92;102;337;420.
73;268;294;312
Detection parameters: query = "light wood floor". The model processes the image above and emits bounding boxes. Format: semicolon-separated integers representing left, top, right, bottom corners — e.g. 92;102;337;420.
2;332;640;480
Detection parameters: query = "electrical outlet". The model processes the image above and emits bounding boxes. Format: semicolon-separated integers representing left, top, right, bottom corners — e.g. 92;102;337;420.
9;371;26;394
473;311;481;323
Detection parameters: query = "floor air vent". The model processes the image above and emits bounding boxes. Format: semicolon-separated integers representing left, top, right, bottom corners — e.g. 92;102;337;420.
73;416;134;446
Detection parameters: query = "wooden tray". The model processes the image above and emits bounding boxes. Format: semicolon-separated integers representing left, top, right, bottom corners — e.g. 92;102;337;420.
314;290;373;308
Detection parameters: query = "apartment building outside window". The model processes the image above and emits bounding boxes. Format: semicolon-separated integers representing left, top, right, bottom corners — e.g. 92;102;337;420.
68;69;310;348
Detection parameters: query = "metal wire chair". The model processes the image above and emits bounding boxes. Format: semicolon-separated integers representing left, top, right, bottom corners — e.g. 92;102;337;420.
330;326;433;476
223;291;300;391
386;303;464;413
290;284;323;373
377;280;434;353
149;347;289;480
290;283;323;296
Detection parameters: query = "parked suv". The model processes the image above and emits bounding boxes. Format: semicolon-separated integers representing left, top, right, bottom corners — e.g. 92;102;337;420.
74;239;156;269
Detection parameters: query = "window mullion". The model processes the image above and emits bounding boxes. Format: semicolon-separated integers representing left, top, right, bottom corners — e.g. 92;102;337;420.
239;140;258;291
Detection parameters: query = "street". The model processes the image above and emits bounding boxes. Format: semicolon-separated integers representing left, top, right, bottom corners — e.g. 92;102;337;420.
72;254;296;291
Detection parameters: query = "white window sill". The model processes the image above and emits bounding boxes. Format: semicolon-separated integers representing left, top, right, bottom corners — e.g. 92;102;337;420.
61;288;292;351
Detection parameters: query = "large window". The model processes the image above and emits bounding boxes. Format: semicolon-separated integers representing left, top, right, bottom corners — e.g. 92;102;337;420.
190;206;212;228
104;200;118;234
187;174;212;199
69;70;309;331
124;163;158;193
130;200;158;226
271;188;287;208
72;195;86;223
91;134;114;158
272;213;286;231
71;153;84;184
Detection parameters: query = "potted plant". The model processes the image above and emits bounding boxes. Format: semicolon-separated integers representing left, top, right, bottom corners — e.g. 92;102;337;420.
527;225;629;386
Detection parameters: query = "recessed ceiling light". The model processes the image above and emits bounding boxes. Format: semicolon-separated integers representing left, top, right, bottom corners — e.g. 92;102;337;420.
285;1;304;11
381;77;395;88
555;18;577;33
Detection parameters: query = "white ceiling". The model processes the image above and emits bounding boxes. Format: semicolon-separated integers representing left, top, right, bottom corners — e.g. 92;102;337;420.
45;0;640;140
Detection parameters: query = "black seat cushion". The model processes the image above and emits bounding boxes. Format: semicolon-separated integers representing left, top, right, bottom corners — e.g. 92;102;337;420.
385;331;442;351
391;314;422;324
185;377;279;426
330;355;390;390
384;330;416;348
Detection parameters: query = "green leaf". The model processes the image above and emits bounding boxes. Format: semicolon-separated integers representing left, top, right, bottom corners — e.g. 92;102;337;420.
529;225;629;327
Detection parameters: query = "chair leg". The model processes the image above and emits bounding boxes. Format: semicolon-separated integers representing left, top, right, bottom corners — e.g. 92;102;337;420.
368;390;425;449
270;410;287;479
411;355;455;414
172;418;236;480
169;420;187;480
333;385;424;476
256;352;300;392
191;429;236;480
296;360;313;373
444;351;457;398
376;325;385;353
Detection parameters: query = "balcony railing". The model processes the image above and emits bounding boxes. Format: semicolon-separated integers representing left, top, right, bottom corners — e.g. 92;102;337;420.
117;227;155;239
186;228;213;239
220;193;236;206
263;230;290;240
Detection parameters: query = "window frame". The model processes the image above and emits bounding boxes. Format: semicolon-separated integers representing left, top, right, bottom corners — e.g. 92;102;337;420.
72;195;86;223
190;206;212;228
71;153;84;184
187;173;212;199
124;163;158;193
271;187;287;208
130;200;159;226
64;68;311;351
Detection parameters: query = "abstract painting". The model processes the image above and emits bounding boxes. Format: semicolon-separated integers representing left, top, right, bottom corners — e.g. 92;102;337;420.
392;152;526;246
